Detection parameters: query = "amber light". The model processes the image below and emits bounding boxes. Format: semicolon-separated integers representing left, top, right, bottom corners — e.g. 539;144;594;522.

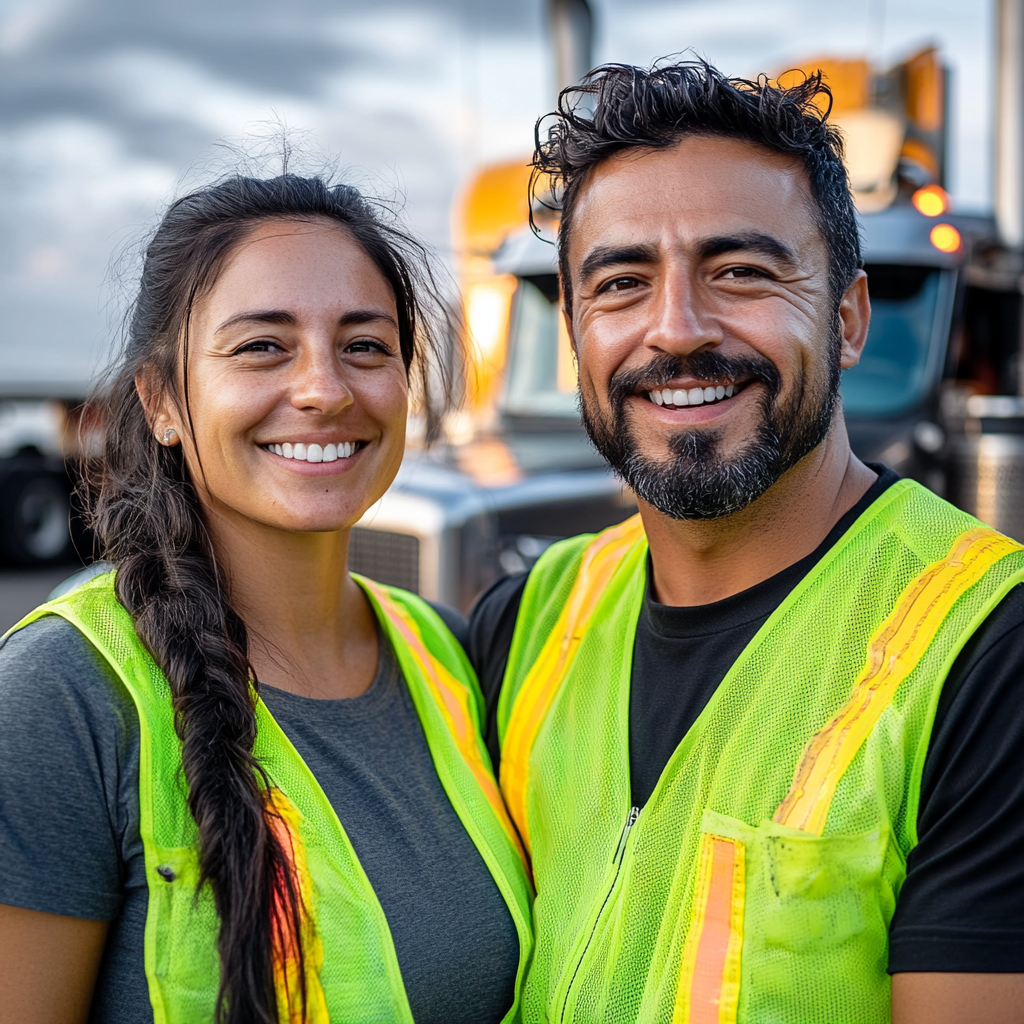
912;184;950;217
929;223;961;253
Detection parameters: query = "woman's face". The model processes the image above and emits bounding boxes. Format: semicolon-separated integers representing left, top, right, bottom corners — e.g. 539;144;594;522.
154;217;409;536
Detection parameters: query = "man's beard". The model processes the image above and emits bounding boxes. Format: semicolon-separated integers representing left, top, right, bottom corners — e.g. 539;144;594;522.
580;340;841;520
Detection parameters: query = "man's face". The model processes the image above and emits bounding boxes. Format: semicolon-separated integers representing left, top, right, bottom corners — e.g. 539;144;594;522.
567;135;866;519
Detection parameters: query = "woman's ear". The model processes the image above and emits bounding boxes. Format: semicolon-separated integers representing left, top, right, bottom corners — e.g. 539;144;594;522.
135;366;180;446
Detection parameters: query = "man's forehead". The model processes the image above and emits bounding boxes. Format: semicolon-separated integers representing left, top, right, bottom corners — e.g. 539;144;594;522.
568;136;820;260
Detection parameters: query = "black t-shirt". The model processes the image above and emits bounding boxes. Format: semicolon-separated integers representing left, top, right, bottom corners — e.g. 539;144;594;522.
468;468;1024;974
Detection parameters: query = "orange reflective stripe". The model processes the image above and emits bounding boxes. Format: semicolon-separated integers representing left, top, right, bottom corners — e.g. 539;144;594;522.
365;581;529;870
775;526;1024;835
673;833;745;1024
499;515;646;853
265;789;330;1024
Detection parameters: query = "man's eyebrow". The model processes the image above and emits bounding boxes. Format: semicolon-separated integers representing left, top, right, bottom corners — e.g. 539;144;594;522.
578;244;659;285
214;308;398;334
695;232;798;266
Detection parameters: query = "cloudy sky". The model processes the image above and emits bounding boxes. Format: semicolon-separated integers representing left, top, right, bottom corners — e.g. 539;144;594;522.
0;0;992;389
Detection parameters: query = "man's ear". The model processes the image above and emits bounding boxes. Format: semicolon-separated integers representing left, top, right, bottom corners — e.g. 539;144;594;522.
562;307;578;356
838;271;871;370
559;275;578;356
135;365;179;443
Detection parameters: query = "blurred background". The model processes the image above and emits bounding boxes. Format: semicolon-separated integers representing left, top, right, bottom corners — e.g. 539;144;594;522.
0;0;1008;626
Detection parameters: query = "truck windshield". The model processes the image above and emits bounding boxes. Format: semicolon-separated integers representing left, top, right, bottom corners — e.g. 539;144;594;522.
841;264;946;417
504;275;578;417
503;265;947;420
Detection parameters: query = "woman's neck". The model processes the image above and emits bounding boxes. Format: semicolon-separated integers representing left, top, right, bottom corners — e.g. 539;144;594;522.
205;509;380;700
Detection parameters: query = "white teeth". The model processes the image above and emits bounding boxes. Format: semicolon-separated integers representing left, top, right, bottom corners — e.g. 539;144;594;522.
269;440;358;462
649;383;740;408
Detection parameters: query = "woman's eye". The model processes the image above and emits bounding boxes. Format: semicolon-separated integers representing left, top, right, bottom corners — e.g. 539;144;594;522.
235;339;282;354
346;339;391;355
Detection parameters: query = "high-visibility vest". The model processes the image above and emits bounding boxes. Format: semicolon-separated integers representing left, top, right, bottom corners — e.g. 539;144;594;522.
9;571;533;1024
496;479;1024;1024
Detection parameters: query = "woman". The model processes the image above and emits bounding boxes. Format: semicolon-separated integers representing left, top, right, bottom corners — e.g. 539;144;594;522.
0;174;531;1024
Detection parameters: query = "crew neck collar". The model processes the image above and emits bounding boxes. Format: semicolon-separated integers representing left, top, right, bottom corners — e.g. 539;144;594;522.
642;464;899;639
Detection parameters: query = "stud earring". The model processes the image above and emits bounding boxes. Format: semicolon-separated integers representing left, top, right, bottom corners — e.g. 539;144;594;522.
162;428;178;445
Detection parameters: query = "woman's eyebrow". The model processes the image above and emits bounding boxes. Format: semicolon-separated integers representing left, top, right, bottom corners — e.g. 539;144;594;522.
215;309;296;333
214;308;399;334
339;309;399;329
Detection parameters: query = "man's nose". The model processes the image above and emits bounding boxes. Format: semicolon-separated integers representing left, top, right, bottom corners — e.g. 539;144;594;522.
289;345;354;415
644;267;722;357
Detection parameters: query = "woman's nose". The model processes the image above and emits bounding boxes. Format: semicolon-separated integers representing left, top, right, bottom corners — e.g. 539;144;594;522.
289;350;354;414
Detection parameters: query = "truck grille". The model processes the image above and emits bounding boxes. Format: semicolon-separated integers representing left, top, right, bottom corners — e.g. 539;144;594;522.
349;527;420;594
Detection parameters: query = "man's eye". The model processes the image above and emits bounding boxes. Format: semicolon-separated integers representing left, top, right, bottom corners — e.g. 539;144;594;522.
602;276;641;293
723;266;766;279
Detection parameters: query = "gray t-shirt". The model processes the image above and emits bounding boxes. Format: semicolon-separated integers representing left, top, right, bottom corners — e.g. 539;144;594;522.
0;614;519;1023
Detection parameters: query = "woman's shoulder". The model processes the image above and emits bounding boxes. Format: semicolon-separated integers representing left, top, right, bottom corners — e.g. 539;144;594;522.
0;613;142;921
0;612;137;733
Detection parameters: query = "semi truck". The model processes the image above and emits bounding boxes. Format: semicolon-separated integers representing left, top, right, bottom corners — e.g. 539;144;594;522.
10;1;1024;612
341;18;1024;611
0;392;87;566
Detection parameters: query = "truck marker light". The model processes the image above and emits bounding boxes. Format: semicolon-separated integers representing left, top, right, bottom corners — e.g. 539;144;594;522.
929;223;961;253
912;184;950;217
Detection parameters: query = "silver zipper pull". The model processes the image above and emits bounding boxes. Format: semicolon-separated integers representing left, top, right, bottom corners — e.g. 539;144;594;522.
613;806;640;863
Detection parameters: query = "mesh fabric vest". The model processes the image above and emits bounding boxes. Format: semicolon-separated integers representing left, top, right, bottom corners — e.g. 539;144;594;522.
9;571;532;1024
496;479;1024;1024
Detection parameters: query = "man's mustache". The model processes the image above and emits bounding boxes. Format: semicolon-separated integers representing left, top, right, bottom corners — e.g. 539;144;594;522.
607;351;782;410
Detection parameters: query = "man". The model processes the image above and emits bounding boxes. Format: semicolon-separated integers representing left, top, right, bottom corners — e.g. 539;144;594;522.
469;61;1024;1023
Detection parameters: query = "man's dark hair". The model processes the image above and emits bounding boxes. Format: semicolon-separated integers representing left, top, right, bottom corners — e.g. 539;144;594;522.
531;58;862;313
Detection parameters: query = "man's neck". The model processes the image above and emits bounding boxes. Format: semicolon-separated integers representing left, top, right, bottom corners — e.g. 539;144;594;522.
641;424;878;608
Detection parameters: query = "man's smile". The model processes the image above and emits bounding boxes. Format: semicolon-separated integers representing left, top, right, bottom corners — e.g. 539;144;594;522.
645;381;747;407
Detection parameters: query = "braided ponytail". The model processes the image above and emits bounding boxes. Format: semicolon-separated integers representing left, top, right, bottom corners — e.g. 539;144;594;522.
88;173;450;1022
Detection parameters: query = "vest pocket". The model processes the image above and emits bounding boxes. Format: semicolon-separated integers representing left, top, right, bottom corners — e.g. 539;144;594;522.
147;844;221;1015
688;809;896;1024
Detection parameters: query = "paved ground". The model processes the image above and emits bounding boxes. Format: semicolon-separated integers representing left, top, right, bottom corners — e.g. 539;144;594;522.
0;566;81;632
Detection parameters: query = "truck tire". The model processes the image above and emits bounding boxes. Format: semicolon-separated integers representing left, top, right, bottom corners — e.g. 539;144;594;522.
0;468;73;565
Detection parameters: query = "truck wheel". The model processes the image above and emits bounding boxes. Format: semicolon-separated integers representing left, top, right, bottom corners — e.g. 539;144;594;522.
0;469;72;565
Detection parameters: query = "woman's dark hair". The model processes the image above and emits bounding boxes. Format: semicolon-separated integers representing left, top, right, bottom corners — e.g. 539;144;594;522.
89;173;451;1023
531;58;862;314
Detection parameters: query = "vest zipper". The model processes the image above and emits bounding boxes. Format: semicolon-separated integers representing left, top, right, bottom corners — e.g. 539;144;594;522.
558;805;641;1023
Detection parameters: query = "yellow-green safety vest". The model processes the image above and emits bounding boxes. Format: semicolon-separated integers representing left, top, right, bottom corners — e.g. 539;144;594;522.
8;571;533;1024
496;479;1024;1024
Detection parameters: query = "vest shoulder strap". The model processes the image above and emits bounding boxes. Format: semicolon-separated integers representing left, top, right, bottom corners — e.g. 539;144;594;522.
498;515;646;850
357;577;531;874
